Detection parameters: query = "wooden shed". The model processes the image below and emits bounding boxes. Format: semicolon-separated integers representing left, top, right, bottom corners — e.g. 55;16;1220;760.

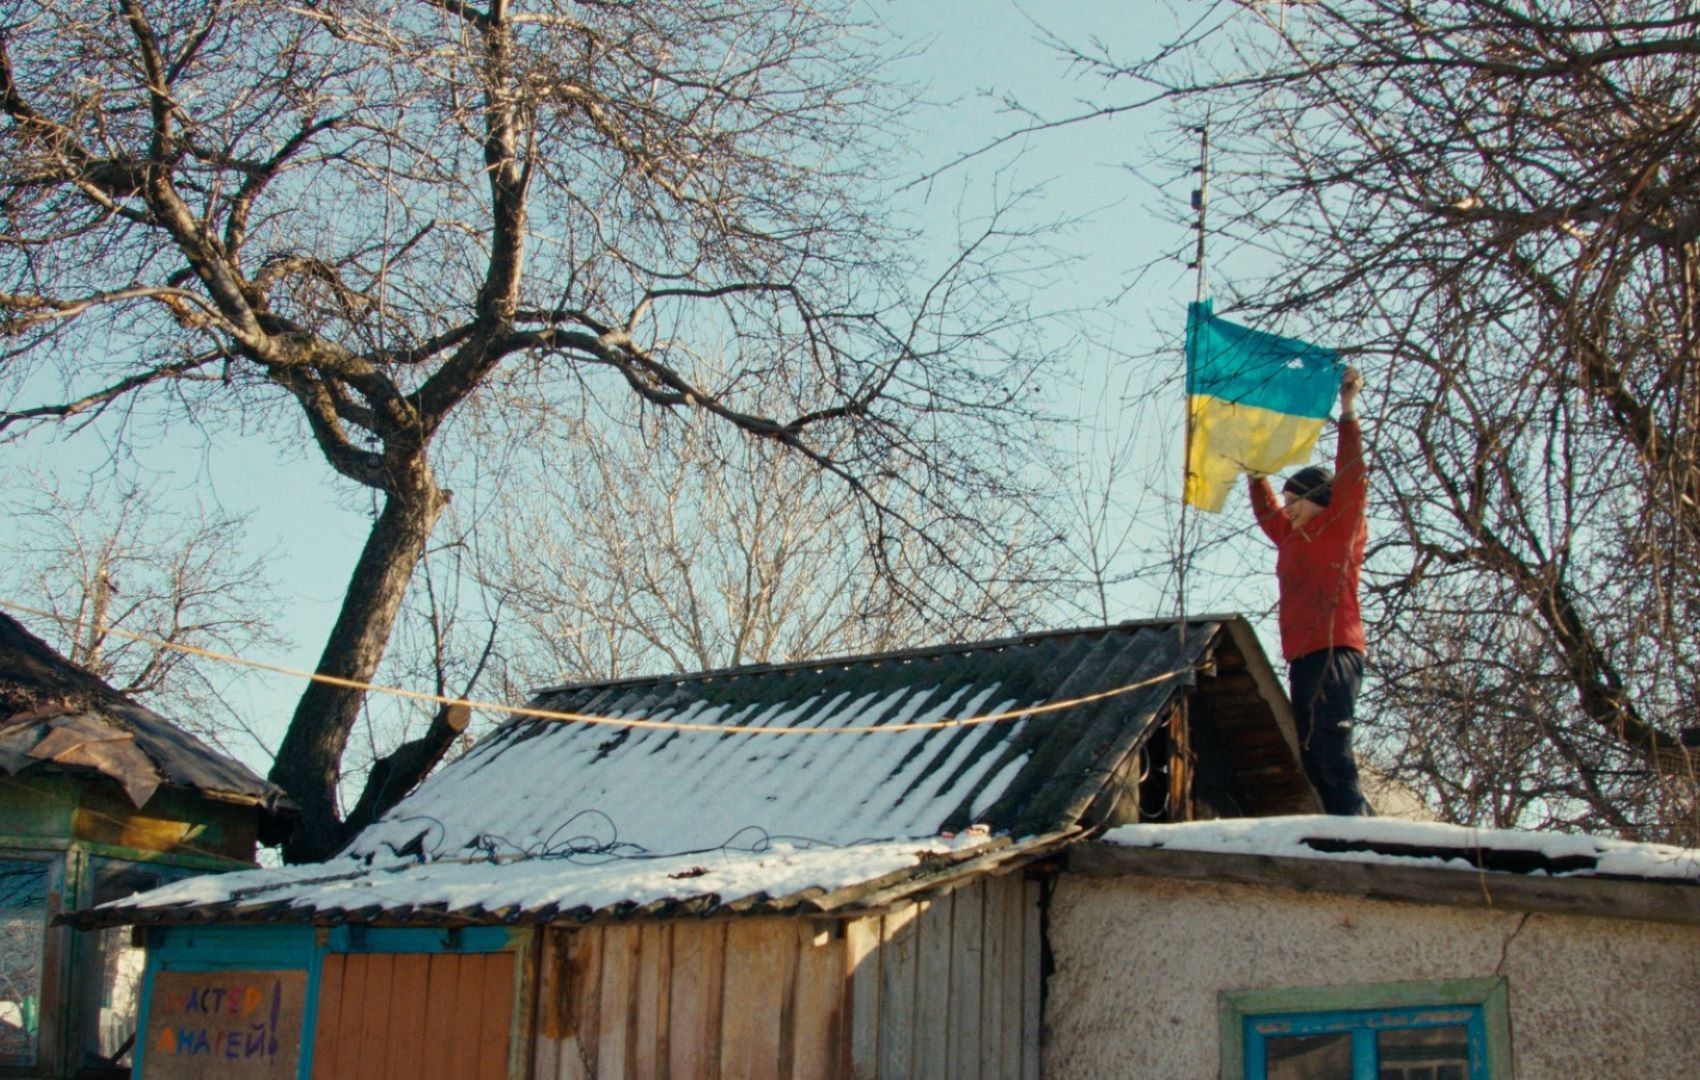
0;611;294;1079
73;615;1318;1078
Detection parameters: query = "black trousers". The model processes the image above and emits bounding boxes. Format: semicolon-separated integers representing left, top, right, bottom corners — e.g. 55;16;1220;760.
1288;646;1371;816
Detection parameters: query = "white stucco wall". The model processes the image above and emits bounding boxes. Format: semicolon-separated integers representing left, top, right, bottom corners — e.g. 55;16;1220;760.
1045;873;1700;1078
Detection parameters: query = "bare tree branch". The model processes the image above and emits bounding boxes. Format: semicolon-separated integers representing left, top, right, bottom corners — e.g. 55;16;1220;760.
0;0;1059;861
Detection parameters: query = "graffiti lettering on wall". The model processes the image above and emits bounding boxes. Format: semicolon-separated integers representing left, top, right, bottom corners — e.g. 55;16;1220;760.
141;969;305;1080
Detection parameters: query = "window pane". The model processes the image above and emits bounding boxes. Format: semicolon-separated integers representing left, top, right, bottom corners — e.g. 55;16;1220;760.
82;926;147;1067
79;860;187;1069
1378;1025;1471;1080
1266;1031;1356;1079
0;859;50;1066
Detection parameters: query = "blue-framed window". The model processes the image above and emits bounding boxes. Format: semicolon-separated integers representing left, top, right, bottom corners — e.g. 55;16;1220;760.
1246;1003;1486;1079
1220;978;1511;1080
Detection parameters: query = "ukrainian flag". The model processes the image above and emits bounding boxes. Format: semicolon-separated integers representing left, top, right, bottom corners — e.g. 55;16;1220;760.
1184;299;1341;512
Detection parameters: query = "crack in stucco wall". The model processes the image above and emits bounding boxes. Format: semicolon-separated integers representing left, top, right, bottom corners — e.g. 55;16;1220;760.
1496;910;1532;974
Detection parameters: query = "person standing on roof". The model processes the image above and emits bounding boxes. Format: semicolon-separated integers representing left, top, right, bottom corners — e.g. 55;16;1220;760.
1249;365;1371;816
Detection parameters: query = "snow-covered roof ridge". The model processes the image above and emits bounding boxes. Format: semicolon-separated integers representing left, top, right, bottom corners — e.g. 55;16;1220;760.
1101;816;1700;882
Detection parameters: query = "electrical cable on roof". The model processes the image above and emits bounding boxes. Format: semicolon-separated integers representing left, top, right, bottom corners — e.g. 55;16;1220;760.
408;815;871;867
534;808;625;859
361;802;917;876
0;598;1203;737
376;813;448;861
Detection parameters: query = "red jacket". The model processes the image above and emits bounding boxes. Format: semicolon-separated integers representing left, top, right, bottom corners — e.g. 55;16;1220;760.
1250;419;1368;662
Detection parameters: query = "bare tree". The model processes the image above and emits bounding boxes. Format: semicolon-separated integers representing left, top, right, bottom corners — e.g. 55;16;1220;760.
480;407;1058;692
1042;0;1700;839
0;1;1055;860
1053;360;1156;627
0;472;284;754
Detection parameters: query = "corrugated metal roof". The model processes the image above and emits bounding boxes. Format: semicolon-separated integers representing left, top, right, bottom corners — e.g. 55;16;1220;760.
79;616;1286;928
355;617;1220;855
0;612;293;819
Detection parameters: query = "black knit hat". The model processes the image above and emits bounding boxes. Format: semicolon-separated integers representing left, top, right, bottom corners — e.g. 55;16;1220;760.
1283;465;1334;508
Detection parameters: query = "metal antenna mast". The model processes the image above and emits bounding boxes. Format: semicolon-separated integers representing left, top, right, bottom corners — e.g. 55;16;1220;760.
1193;120;1211;304
1178;117;1210;642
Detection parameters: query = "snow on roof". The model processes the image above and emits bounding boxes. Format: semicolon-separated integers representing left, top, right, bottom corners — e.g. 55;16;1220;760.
82;832;1005;926
353;682;1020;861
343;619;1231;870
1102;816;1700;882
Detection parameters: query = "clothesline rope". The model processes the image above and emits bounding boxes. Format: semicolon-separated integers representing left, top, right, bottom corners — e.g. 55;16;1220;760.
0;599;1197;736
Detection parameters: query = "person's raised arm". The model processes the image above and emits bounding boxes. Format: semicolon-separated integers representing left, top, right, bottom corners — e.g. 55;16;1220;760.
1250;474;1288;542
1334;366;1367;513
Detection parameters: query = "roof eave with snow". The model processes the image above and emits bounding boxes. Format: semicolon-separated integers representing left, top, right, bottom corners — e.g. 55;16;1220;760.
69;829;1081;931
1075;816;1700;928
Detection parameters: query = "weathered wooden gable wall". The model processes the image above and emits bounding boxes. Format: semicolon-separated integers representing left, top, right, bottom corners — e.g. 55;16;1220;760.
532;872;1043;1079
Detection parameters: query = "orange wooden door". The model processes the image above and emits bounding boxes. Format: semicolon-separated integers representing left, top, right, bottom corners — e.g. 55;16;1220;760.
311;952;514;1079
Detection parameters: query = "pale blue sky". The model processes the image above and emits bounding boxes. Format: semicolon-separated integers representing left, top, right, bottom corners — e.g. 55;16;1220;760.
1;2;1295;776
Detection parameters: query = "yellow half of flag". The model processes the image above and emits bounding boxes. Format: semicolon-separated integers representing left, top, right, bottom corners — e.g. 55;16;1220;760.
1184;394;1327;512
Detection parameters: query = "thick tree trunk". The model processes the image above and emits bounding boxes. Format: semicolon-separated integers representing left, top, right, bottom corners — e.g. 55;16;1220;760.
269;456;448;863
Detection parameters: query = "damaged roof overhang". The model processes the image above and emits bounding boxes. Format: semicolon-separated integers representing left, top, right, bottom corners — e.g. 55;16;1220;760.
0;701;298;828
1;612;296;837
